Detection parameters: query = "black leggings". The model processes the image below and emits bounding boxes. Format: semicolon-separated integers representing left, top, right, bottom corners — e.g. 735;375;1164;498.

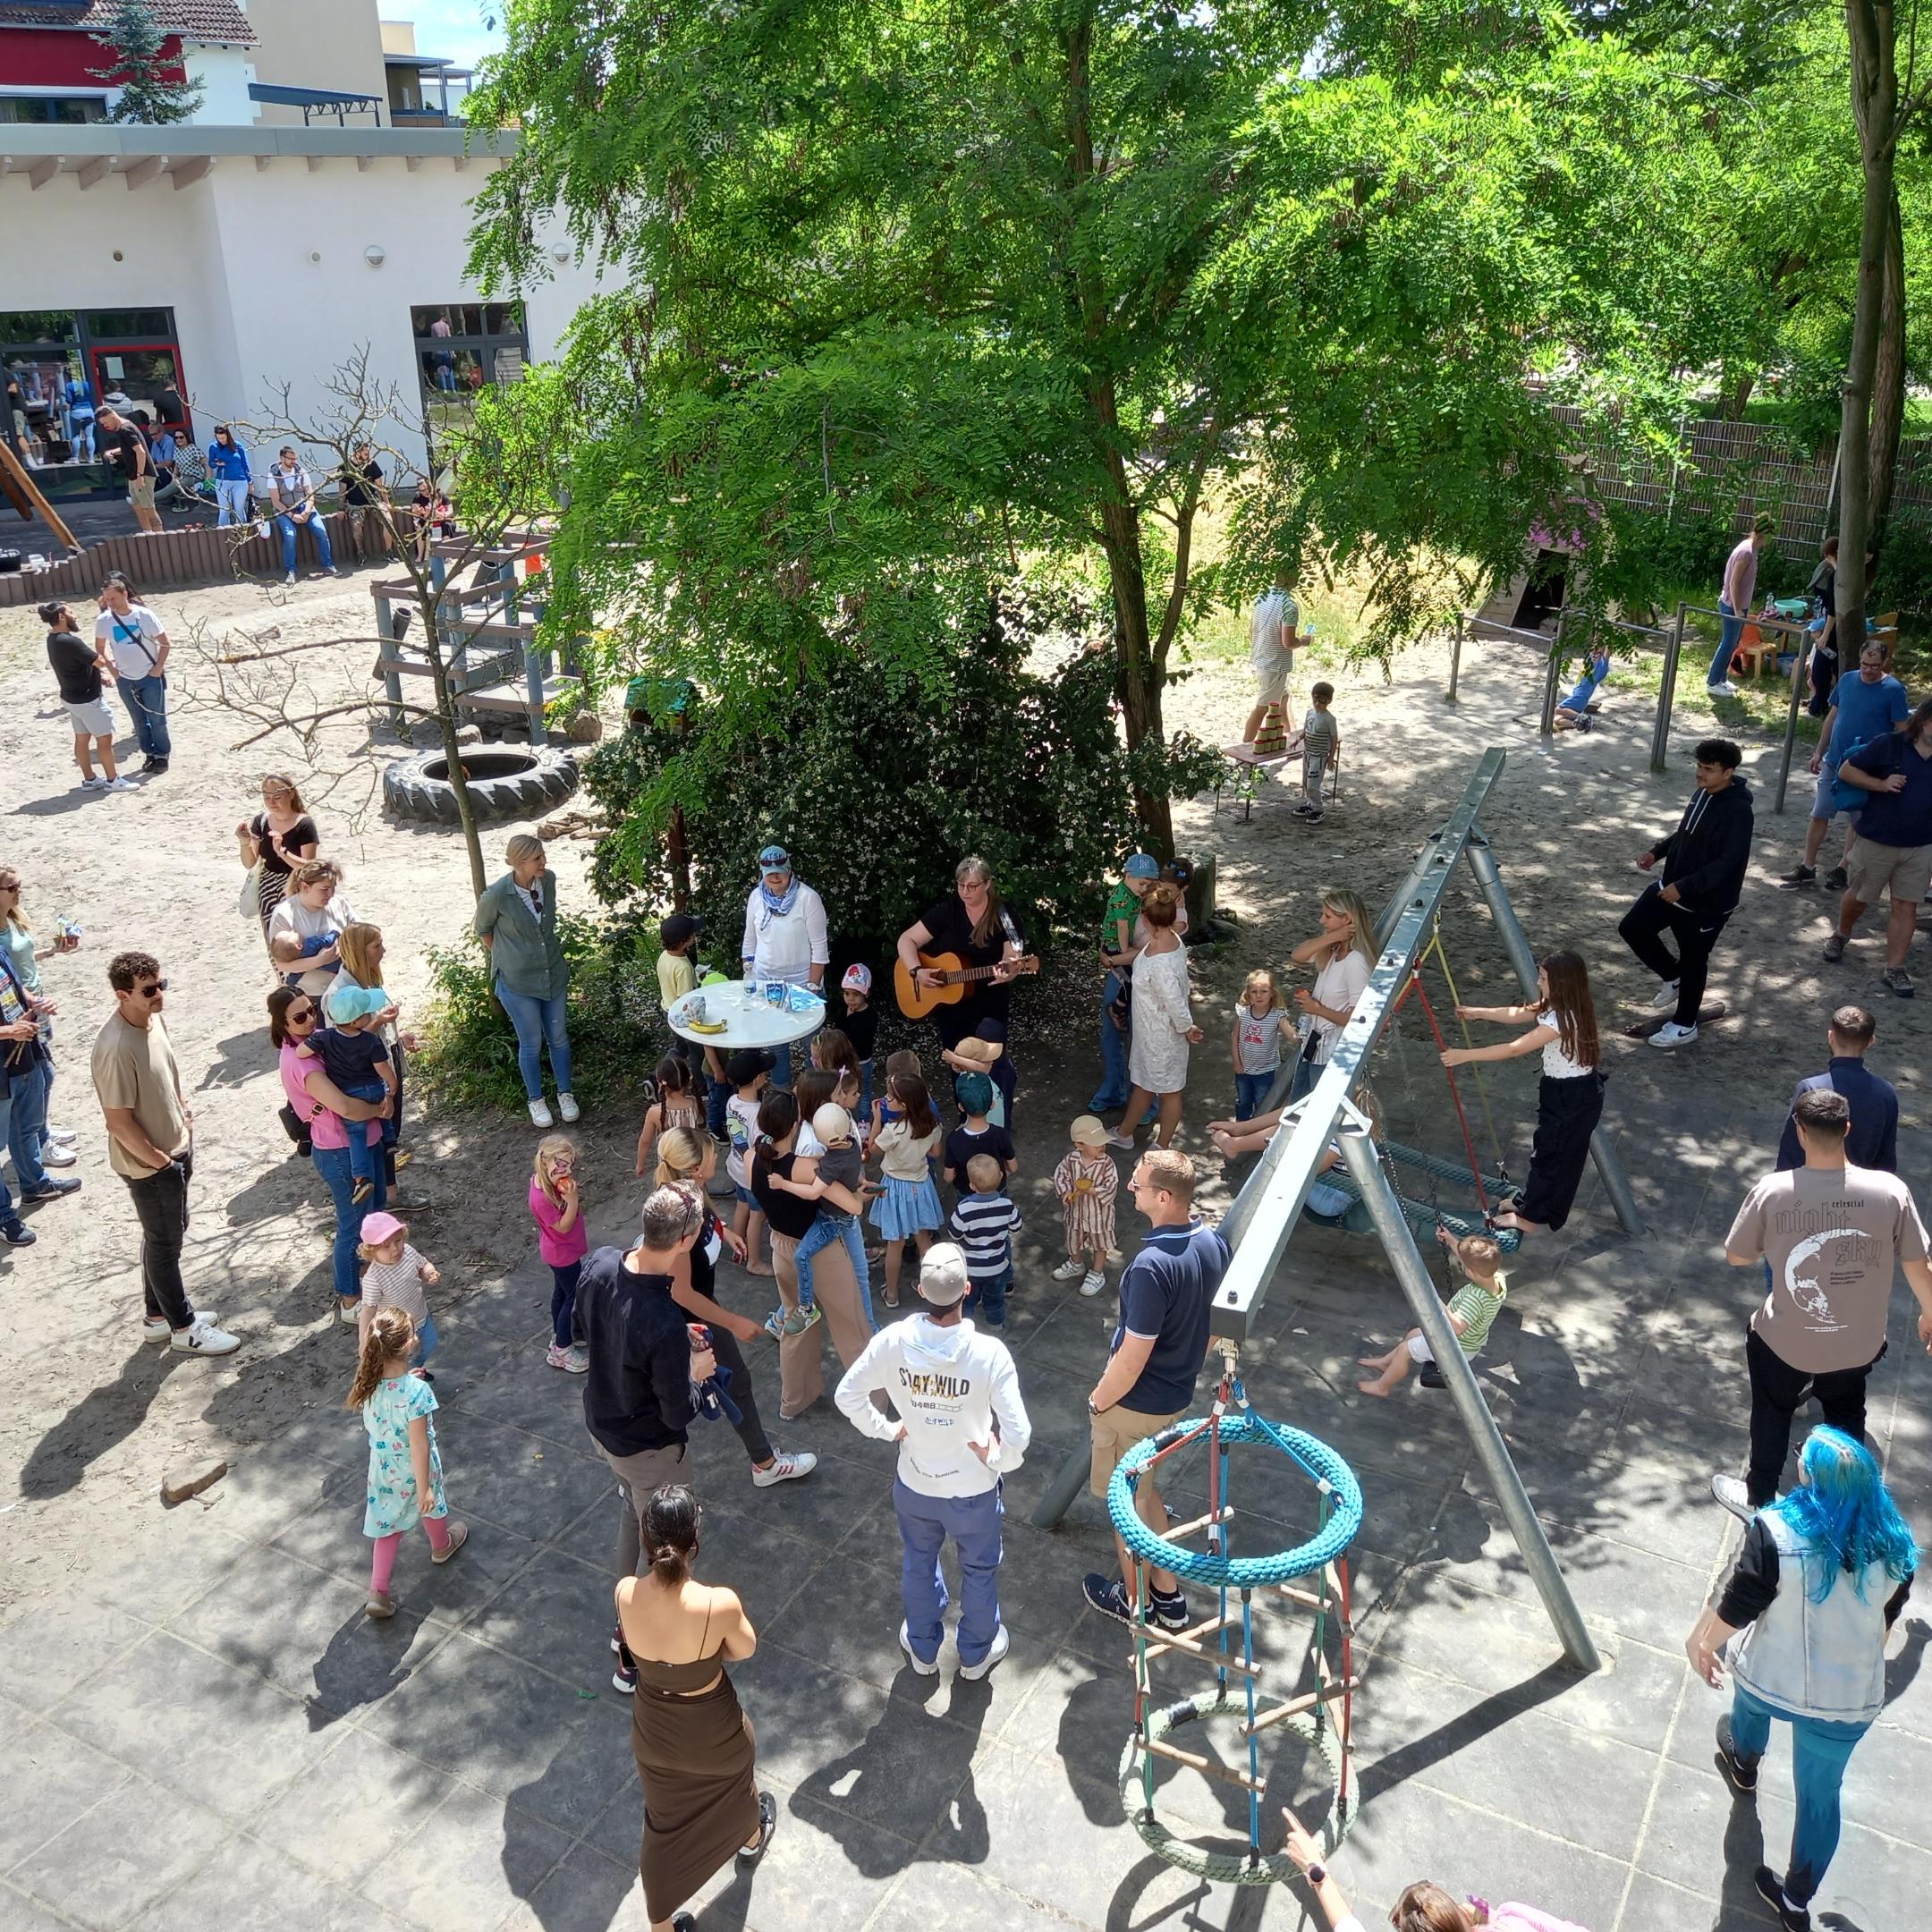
1515;1071;1606;1231
1745;1327;1885;1504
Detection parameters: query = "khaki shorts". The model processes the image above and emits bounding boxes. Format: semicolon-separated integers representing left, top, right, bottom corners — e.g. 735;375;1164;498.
1089;1402;1184;1498
129;477;157;510
1253;660;1289;705
1846;837;1932;905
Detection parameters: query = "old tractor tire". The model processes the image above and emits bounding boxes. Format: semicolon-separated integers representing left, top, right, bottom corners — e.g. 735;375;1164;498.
382;744;580;827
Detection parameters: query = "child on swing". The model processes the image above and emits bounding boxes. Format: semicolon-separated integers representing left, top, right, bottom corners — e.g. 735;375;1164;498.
1438;950;1604;1240
1357;1225;1507;1396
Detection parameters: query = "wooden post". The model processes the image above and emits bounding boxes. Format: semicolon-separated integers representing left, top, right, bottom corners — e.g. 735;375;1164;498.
0;438;81;554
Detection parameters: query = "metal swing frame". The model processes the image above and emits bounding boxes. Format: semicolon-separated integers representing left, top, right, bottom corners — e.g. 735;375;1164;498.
1035;748;1644;1674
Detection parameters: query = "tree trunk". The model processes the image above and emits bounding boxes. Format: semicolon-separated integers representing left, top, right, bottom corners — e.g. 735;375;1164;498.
1718;366;1756;420
421;600;488;902
1868;183;1906;543
1835;0;1898;650
1063;8;1173;859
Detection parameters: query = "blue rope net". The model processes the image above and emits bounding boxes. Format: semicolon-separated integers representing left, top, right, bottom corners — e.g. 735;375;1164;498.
1107;1382;1364;1884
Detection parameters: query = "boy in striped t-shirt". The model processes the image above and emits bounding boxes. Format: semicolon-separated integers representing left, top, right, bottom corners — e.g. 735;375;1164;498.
949;1153;1022;1331
1355;1226;1505;1396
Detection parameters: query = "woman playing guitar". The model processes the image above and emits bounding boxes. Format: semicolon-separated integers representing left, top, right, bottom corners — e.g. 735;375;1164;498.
895;855;1031;1052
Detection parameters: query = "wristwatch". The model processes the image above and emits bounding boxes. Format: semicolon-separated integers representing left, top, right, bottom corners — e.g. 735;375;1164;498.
1305;1863;1326;1885
1086;1396;1101;1416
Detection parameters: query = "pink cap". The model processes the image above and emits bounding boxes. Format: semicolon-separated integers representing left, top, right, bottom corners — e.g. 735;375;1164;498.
841;962;872;992
359;1211;405;1245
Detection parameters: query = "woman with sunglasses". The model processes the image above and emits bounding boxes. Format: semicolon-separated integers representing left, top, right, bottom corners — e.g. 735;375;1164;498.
234;775;319;944
269;985;393;1323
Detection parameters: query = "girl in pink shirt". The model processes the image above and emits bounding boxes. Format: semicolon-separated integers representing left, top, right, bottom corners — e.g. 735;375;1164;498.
530;1134;589;1373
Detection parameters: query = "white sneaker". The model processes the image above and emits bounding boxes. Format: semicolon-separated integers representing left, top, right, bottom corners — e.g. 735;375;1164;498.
47;1125;79;1146
104;776;139;792
1711;1473;1755;1523
39;1140;78;1168
337;1299;362;1326
1051;1258;1087;1281
1648;1021;1699;1050
145;1310;219;1342
284;571;297;585
958;1623;1010;1682
1648;979;1681;1012
1079;1269;1106;1297
1707;680;1737;698
556;1091;580;1123
528;1097;555;1128
80;776;108;792
751;1450;818;1487
898;1620;939;1677
172;1318;242;1357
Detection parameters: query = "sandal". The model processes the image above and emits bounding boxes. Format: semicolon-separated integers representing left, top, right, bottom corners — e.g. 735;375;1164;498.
882;1294;902;1309
739;1791;778;1863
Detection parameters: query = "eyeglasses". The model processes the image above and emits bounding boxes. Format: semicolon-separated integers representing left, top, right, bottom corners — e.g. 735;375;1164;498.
138;980;167;998
287;1004;316;1022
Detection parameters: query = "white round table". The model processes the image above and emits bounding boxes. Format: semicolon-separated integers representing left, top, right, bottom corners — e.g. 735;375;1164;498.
667;981;825;1054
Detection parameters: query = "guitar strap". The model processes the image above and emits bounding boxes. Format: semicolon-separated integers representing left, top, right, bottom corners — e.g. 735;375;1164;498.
996;906;1023;953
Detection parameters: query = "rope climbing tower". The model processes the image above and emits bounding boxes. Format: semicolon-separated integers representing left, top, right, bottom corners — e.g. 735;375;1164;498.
1108;1343;1363;1885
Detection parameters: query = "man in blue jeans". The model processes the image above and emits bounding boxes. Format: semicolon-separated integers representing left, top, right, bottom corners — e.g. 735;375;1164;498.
1707;513;1775;697
93;572;172;774
267;446;343;586
835;1242;1033;1680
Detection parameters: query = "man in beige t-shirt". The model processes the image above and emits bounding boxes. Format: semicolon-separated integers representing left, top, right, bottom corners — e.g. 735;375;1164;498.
1715;1087;1932;1517
89;950;237;1357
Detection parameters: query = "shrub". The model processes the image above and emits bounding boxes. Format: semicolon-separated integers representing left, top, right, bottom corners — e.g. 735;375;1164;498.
411;912;664;1114
580;586;1230;955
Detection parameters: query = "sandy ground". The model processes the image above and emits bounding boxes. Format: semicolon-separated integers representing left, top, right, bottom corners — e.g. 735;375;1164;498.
2;570;1924;1621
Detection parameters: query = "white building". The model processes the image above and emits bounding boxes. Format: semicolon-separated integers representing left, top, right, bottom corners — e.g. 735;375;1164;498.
0;1;598;498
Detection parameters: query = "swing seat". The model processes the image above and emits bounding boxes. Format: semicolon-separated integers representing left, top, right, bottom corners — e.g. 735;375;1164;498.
1302;1143;1523;1254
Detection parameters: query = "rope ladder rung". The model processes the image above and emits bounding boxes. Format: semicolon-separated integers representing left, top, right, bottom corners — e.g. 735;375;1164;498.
1240;1674;1362;1737
1140;1736;1269;1792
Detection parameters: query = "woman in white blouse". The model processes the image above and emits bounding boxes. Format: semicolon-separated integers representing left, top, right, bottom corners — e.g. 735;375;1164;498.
1287;887;1376;1100
1108;886;1201;1149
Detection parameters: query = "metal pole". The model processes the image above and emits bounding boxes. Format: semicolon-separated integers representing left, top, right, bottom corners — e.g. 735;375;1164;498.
1463;832;1646;1237
1336;1127;1601;1674
1651;602;1687;774
1448;611;1463;704
1538;614;1565;740
1774;624;1813;816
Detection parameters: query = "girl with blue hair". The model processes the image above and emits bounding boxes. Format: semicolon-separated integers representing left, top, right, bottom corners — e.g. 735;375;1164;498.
1685;1426;1918;1929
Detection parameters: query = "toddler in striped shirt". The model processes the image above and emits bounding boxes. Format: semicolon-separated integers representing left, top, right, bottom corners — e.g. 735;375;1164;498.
358;1211;443;1377
1356;1226;1505;1397
949;1153;1022;1330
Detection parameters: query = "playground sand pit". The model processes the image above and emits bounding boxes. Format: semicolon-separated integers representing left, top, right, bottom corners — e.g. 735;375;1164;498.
2;579;1929;1931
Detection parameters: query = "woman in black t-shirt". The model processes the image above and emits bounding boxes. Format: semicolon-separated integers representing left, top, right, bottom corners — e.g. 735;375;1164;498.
233;773;321;943
41;600;130;792
895;854;1029;1052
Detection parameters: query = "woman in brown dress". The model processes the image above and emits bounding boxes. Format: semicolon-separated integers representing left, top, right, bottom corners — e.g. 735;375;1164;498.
618;1484;776;1930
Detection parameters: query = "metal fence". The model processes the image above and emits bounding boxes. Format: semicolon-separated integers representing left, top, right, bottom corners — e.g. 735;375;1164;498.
1546;404;1932;555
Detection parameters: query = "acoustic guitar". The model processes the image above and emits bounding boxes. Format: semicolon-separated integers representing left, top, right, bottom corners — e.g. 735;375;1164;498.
894;949;1041;1021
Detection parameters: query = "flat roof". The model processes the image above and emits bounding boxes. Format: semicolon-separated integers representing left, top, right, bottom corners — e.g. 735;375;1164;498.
0;123;515;184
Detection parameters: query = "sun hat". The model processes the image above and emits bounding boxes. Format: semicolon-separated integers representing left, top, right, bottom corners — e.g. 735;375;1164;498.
918;1242;971;1307
662;911;700;949
329;986;389;1025
724;1047;775;1087
841;962;872;993
359;1211;405;1245
811;1102;852;1144
1123;852;1161;879
954;1071;994;1114
757;844;790;872
1070;1114;1109;1147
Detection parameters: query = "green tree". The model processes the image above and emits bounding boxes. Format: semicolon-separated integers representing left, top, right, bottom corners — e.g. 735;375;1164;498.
470;4;1727;853
90;0;205;124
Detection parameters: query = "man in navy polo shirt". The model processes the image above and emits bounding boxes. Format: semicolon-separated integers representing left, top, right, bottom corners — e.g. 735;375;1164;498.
1826;696;1932;997
1775;1004;1898;1173
1081;1148;1231;1629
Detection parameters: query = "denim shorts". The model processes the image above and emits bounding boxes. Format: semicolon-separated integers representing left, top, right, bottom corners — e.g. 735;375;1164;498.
734;1182;759;1210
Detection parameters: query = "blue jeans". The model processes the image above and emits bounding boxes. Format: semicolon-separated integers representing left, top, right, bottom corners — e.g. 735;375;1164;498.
549;1260;581;1348
337;1079;392;1184
894;1478;1004;1667
859;1059;874;1125
214;480;250;526
964;1264;1010;1329
796;1210;870;1326
1233;1072;1275;1121
1708;598;1742;687
120;674;170;759
414;1315;439;1368
312;1139;387;1303
276;512;335;575
4;1059;51;1192
1089;970;1130;1112
1729;1683;1870;1904
495;977;573;1101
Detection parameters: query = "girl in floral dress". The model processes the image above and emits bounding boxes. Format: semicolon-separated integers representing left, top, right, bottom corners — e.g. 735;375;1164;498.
349;1306;467;1618
1051;1114;1119;1297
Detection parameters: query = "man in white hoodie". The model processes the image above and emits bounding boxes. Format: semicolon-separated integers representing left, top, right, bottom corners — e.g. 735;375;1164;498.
835;1242;1032;1680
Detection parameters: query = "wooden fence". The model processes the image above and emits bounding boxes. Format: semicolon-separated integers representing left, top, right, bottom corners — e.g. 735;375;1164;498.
0;513;352;610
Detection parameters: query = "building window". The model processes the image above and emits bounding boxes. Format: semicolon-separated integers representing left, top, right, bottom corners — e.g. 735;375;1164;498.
0;307;188;487
0;95;110;125
411;302;530;427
